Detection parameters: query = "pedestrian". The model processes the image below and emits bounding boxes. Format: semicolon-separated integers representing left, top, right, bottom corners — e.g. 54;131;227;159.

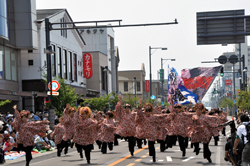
233;114;250;166
73;106;98;164
12;105;49;166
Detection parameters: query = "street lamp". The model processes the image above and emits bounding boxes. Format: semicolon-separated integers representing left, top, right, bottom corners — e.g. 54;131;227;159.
133;76;137;98
149;46;167;97
161;58;176;103
243;67;248;91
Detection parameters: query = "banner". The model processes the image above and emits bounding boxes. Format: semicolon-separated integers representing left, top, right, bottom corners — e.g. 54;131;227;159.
145;80;150;92
225;79;231;86
83;53;93;79
181;66;222;101
168;66;198;105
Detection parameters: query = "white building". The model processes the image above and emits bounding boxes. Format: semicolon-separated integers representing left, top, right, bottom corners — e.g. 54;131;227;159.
20;9;86;111
79;26;118;96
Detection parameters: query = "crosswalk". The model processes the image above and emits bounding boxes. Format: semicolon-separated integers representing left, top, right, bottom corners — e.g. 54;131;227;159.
149;156;196;162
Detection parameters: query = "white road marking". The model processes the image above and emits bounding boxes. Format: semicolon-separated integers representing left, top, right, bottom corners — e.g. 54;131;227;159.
226;131;231;135
166;156;172;162
182;156;195;162
216;141;221;165
158;160;164;162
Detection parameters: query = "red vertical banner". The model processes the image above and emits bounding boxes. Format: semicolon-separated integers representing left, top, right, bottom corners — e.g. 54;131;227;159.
225;79;231;85
83;53;93;79
146;80;150;92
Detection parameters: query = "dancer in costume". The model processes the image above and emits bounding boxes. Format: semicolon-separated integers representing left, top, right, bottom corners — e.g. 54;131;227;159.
12;105;48;166
61;103;76;155
98;111;116;154
74;106;98;164
51;117;65;156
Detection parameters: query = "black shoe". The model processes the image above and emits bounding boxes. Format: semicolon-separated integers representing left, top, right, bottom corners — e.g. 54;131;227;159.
182;151;186;157
207;158;212;163
153;156;156;162
130;152;134;156
87;160;90;164
71;142;74;148
196;148;200;155
80;152;83;158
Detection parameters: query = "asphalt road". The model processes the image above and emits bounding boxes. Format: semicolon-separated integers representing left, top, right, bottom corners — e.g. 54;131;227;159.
5;127;233;166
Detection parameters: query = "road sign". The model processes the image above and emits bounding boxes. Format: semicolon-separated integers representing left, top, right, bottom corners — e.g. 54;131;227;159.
197;9;245;45
151;95;156;100
234;100;236;104
162;102;164;106
47;91;59;96
160;69;164;83
48;80;60;91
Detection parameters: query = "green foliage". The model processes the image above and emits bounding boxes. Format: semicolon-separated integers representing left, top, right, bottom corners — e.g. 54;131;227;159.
236;89;250;110
145;97;156;106
219;98;234;108
123;93;140;109
45;77;80;115
81;92;119;111
0;100;11;107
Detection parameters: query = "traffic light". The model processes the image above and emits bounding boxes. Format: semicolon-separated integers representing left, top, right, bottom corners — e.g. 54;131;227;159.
220;67;224;77
213;88;216;94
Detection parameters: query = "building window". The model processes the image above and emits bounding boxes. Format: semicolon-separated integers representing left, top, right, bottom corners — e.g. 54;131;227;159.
0;46;17;81
57;47;62;78
63;49;67;79
0;46;4;79
60;17;67;38
73;53;77;82
101;67;108;91
69;52;72;81
5;47;11;80
124;82;128;91
51;45;56;77
11;49;17;81
137;82;141;91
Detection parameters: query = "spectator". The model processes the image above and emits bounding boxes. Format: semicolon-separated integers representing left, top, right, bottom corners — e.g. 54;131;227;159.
0;134;4;164
233;114;250;166
3;137;15;152
6;119;13;133
43;113;49;121
225;135;243;165
34;134;51;151
33;112;41;121
5;112;10;121
0;114;5;123
9;131;17;151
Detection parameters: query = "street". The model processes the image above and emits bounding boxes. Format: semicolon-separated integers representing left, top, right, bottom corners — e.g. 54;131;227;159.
6;127;232;166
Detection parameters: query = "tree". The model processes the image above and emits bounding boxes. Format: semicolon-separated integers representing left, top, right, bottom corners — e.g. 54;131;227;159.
45;77;80;115
219;98;234;108
81;93;119;111
0;100;11;107
236;90;250;110
123;93;140;109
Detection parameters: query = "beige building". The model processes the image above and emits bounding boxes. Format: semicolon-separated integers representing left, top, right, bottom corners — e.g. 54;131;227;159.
85;49;119;97
118;63;146;99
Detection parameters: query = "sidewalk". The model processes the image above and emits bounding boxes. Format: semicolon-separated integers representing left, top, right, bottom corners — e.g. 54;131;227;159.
5;148;75;165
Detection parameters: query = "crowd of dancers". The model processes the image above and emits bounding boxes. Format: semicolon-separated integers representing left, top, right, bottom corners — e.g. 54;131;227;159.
12;96;228;166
